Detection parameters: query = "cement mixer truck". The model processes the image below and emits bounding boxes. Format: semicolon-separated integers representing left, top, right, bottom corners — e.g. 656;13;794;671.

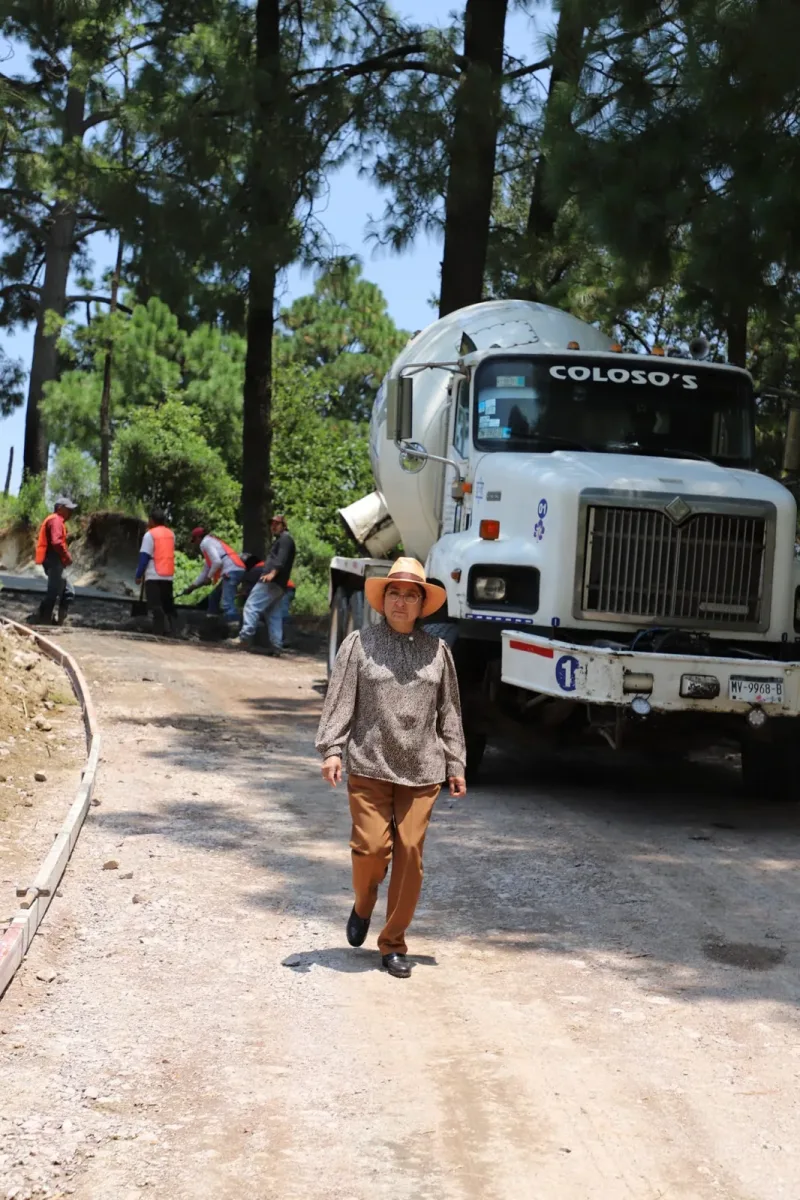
329;298;800;797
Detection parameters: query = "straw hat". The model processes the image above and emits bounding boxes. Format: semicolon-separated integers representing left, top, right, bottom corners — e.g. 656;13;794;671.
364;557;447;619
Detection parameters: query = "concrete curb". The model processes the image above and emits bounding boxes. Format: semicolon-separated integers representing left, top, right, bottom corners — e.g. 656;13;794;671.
0;618;101;999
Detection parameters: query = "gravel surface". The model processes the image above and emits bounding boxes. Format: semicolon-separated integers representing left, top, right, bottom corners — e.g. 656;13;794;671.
0;630;799;1199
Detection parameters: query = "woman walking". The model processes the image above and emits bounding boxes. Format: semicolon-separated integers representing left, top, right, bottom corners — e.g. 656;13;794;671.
316;558;467;978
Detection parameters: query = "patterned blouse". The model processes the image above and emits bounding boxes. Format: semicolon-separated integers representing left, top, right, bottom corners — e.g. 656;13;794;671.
315;623;467;787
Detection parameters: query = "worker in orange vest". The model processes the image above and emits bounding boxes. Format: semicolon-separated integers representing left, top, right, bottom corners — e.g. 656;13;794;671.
183;527;245;621
135;508;176;636
34;496;77;625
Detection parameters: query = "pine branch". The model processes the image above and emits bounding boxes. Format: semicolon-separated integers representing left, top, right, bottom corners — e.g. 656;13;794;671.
0;72;45;97
618;320;652;353
66;294;133;313
0;283;41;298
82;108;118;134
504;55;553;82
292;44;461;95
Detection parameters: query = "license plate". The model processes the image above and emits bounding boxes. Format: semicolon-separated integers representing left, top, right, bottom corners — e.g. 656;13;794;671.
728;676;784;704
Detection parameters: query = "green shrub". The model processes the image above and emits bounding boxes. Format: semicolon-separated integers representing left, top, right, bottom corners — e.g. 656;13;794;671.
289;517;334;617
111;400;240;540
172;549;215;606
14;474;48;528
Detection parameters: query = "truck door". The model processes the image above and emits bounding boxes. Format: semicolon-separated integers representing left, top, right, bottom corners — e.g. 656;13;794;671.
440;377;471;535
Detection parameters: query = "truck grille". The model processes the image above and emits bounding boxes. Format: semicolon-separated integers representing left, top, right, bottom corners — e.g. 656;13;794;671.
580;504;770;628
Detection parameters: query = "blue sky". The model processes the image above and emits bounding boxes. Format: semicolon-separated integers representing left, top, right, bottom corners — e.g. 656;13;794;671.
0;1;553;492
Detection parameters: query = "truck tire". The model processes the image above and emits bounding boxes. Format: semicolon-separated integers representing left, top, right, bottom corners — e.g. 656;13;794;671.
465;733;487;781
741;734;800;802
349;589;365;632
327;587;351;678
423;625;488;781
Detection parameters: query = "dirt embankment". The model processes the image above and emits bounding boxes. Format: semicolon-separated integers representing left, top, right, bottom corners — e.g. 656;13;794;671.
0;511;143;596
0;624;85;919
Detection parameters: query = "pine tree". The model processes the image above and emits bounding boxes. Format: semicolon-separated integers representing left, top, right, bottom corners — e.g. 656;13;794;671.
0;0;148;478
275;259;408;421
542;0;800;366
438;0;509;317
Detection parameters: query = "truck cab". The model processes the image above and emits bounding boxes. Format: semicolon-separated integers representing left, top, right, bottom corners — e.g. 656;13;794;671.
330;299;800;797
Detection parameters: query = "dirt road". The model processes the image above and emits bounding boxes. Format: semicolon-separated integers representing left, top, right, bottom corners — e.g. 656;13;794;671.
1;631;799;1200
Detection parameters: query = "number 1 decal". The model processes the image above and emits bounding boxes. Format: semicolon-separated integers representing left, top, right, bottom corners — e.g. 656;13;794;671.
555;654;580;693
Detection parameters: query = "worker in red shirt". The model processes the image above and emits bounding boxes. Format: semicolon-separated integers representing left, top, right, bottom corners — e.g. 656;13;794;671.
182;527;245;621
34;497;77;625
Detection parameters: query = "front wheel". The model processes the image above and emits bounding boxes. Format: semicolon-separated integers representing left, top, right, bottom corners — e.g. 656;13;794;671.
741;732;800;802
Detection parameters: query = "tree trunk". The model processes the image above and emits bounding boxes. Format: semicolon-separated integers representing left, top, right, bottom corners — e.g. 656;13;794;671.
23;84;85;480
3;445;12;496
242;263;277;557
438;0;508;319
99;233;124;502
527;0;587;243
240;0;281;557
727;301;748;368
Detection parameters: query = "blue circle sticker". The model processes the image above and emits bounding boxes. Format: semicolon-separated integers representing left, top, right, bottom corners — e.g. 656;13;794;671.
538;498;548;519
555;654;580;692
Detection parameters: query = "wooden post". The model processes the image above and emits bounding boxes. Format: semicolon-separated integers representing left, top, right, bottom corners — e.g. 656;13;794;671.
3;445;12;496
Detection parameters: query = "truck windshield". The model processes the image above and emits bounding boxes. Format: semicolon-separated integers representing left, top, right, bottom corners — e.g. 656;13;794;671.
473;355;755;467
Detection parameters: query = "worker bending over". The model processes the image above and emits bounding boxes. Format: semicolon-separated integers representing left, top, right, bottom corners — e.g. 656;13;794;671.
184;527;245;621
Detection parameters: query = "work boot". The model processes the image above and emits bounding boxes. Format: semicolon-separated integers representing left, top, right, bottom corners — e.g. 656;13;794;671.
36;602;54;625
381;954;411;979
56;603;71;626
346;907;370;947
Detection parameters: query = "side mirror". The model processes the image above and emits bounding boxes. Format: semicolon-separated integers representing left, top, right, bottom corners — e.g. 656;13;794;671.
386;376;413;442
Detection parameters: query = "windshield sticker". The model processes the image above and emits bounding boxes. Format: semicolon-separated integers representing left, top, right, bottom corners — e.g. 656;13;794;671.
549;364;698;389
501;427;512;439
497;375;526;387
533;520;545;541
483;398;497;415
538;498;548;519
479;416;500;428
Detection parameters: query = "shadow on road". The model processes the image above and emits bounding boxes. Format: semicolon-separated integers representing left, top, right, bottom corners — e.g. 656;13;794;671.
281;948;437;974
96;689;800;1014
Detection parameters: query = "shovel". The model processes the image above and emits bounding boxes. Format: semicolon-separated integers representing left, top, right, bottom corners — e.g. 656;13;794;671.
131;580;148;617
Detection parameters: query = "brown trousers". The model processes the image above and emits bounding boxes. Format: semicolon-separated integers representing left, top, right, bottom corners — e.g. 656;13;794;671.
348;774;441;956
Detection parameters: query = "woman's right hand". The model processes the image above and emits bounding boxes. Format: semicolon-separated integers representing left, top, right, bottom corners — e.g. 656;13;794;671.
322;756;342;787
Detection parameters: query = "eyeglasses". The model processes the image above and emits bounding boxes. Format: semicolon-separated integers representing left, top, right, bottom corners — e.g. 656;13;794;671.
385;588;422;606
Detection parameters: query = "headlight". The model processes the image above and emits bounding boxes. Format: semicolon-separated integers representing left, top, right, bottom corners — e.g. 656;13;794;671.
467;565;540;613
474;576;507;601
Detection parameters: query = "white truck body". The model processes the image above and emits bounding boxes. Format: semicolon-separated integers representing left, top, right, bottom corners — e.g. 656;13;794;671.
330;299;800;787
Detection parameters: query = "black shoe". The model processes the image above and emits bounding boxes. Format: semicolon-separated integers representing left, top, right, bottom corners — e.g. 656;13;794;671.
381;953;411;979
346;907;370;947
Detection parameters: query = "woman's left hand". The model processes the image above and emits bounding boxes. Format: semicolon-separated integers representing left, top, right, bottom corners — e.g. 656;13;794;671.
448;775;467;798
